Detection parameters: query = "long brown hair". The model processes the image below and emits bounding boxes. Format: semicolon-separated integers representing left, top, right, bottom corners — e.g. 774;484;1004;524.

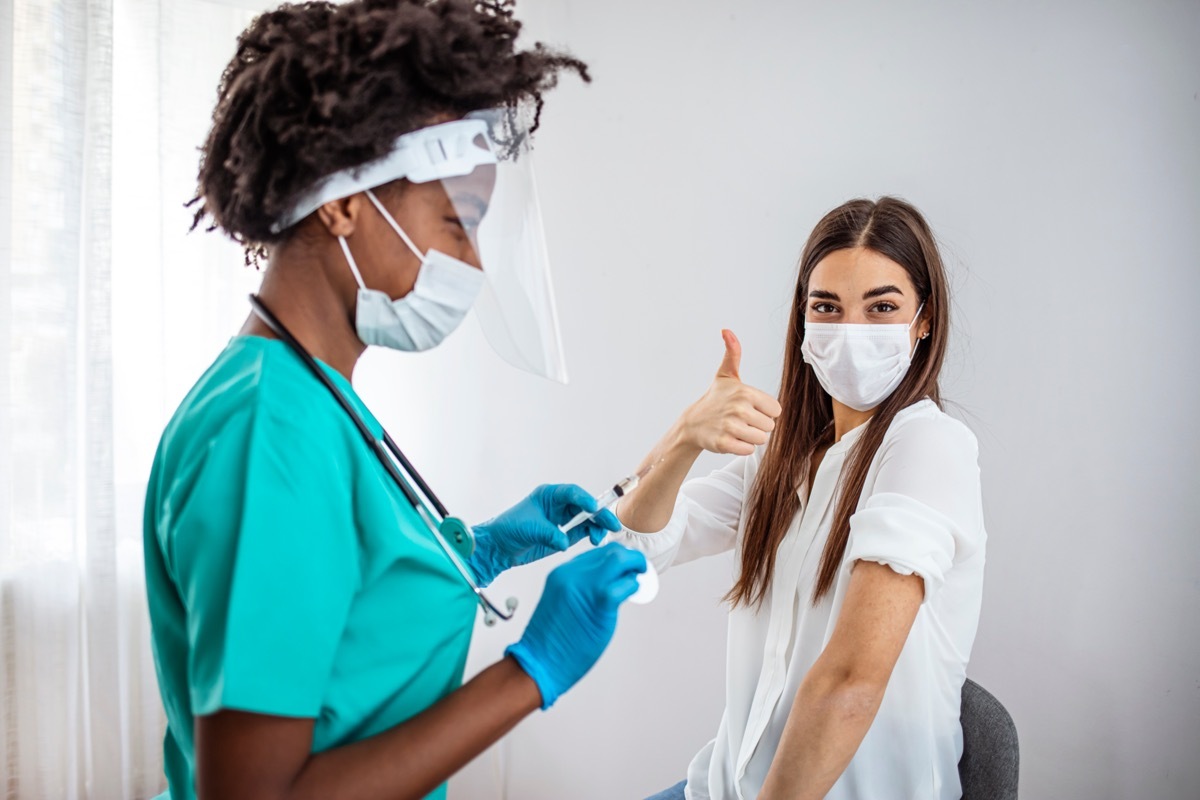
727;197;950;608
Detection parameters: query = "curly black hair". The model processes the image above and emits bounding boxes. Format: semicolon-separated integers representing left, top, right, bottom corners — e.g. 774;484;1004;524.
188;0;589;262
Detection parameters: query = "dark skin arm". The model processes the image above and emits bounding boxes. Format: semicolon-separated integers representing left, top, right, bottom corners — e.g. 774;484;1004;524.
196;656;539;800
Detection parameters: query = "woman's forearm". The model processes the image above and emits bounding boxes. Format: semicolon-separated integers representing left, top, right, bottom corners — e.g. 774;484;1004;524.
757;671;886;800
759;562;923;799
286;657;539;800
616;417;703;533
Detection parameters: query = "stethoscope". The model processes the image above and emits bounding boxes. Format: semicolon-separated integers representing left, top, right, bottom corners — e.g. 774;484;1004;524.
249;294;518;626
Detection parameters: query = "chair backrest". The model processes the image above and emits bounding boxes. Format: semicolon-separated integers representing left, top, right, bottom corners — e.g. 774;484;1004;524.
958;678;1020;800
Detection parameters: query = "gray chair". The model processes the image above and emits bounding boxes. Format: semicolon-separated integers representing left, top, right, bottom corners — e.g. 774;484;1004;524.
958;679;1019;799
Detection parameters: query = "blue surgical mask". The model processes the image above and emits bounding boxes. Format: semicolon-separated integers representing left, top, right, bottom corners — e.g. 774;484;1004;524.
339;190;485;352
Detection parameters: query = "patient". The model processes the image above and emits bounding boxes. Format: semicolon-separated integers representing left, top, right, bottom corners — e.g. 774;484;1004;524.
618;197;986;800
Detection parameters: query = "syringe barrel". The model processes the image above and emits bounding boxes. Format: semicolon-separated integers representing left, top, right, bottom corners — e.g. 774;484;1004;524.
592;487;620;509
613;474;640;497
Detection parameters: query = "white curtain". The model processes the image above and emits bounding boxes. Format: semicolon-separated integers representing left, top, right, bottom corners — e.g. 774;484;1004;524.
1;0;270;796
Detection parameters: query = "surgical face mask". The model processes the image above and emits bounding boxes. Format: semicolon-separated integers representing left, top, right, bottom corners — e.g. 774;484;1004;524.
339;190;485;352
800;303;926;412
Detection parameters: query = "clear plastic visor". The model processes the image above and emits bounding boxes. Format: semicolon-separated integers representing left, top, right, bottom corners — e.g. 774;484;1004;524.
276;111;567;383
439;113;566;383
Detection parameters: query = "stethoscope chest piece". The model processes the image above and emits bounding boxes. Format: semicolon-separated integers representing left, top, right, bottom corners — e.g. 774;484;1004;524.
439;517;476;559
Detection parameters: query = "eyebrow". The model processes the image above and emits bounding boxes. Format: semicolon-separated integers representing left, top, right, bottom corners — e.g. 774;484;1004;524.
807;285;906;302
863;284;904;299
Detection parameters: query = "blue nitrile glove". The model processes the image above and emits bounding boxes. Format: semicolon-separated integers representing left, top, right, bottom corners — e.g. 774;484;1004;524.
467;484;622;587
505;542;648;709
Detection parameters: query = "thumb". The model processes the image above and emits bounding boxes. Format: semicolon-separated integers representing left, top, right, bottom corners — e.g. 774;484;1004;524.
716;329;742;380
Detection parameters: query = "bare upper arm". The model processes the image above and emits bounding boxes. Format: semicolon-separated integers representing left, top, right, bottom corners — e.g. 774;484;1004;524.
814;560;925;688
195;710;315;800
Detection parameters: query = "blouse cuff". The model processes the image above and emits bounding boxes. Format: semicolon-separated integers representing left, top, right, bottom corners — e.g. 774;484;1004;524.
846;491;957;603
611;498;690;573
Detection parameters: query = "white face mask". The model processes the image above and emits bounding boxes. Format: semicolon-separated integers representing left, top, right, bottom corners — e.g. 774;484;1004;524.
800;303;926;412
339;189;485;352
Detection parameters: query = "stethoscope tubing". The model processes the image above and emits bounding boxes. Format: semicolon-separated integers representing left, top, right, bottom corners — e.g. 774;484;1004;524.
247;294;516;624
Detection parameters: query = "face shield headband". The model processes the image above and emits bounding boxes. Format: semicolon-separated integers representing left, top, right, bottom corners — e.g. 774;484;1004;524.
272;112;569;384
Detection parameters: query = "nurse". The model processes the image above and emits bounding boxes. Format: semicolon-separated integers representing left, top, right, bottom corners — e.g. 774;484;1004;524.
142;1;646;799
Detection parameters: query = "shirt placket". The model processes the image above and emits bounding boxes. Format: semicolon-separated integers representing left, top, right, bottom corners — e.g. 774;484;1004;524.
734;450;846;796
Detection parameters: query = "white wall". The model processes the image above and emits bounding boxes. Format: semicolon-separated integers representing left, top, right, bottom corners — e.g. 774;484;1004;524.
349;1;1200;798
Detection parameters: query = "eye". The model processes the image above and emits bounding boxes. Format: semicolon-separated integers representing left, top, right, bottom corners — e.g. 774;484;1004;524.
870;301;899;313
444;216;481;235
810;302;837;314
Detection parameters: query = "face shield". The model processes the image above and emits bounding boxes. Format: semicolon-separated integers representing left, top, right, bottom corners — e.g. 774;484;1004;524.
274;109;568;383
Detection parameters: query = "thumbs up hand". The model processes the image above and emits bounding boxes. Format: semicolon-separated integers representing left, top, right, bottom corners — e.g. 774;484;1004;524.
679;331;783;456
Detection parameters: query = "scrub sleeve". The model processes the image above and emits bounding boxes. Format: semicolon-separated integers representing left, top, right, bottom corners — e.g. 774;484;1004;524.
173;403;360;718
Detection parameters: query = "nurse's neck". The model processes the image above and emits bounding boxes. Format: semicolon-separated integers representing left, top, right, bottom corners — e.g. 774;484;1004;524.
831;399;874;443
239;235;366;382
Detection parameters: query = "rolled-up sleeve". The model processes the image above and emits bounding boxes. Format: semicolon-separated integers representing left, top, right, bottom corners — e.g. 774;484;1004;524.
846;415;983;603
613;453;750;573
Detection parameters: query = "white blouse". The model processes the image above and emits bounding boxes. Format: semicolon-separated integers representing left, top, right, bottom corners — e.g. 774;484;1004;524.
615;399;986;800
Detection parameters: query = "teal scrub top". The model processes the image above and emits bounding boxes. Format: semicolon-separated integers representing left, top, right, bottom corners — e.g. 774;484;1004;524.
143;335;477;800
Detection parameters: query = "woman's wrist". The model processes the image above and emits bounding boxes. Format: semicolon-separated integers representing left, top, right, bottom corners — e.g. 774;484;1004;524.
668;412;705;460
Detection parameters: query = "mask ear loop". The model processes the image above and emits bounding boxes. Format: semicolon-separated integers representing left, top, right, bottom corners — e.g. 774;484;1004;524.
908;301;926;330
907;301;927;358
338;189;427;292
338;236;367;290
365;189;426;263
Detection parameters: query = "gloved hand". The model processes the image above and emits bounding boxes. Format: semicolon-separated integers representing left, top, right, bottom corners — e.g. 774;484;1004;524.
467;484;622;587
505;543;648;709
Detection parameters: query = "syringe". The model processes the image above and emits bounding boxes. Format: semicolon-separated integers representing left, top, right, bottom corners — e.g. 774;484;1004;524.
560;459;664;606
559;460;660;535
